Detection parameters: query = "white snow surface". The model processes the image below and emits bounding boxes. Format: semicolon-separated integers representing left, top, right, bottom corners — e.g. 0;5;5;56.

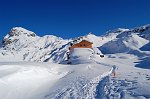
0;54;150;99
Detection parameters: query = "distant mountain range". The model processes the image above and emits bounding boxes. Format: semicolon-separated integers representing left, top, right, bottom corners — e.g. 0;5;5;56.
0;25;150;63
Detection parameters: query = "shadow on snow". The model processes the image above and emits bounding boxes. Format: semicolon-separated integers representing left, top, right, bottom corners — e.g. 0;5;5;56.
135;57;150;69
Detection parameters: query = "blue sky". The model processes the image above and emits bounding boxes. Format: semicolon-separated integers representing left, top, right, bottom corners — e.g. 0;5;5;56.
0;0;150;41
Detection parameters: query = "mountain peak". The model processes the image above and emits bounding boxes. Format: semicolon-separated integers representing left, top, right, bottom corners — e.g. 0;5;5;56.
107;28;130;34
2;27;37;46
131;24;150;33
9;27;36;37
85;32;97;37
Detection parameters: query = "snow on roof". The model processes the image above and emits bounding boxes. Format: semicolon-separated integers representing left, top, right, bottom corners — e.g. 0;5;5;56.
71;38;93;46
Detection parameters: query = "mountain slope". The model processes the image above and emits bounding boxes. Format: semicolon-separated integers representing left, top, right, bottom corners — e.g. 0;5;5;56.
0;27;69;62
99;25;150;57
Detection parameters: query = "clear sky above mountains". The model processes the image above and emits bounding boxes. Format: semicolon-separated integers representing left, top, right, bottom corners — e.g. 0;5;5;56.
0;0;150;41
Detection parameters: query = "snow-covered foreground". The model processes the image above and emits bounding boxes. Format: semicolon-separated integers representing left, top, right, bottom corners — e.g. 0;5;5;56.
0;62;68;99
0;54;150;99
0;62;111;99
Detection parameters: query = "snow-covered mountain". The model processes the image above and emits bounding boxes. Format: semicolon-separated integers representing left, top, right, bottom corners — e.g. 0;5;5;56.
0;25;150;99
0;25;150;63
0;27;69;62
99;25;150;56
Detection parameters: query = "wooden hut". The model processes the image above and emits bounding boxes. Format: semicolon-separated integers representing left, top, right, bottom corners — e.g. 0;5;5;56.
69;40;93;50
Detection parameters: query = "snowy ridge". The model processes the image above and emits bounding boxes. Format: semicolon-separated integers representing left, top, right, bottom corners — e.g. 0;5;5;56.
0;24;150;99
0;28;69;62
0;24;150;63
